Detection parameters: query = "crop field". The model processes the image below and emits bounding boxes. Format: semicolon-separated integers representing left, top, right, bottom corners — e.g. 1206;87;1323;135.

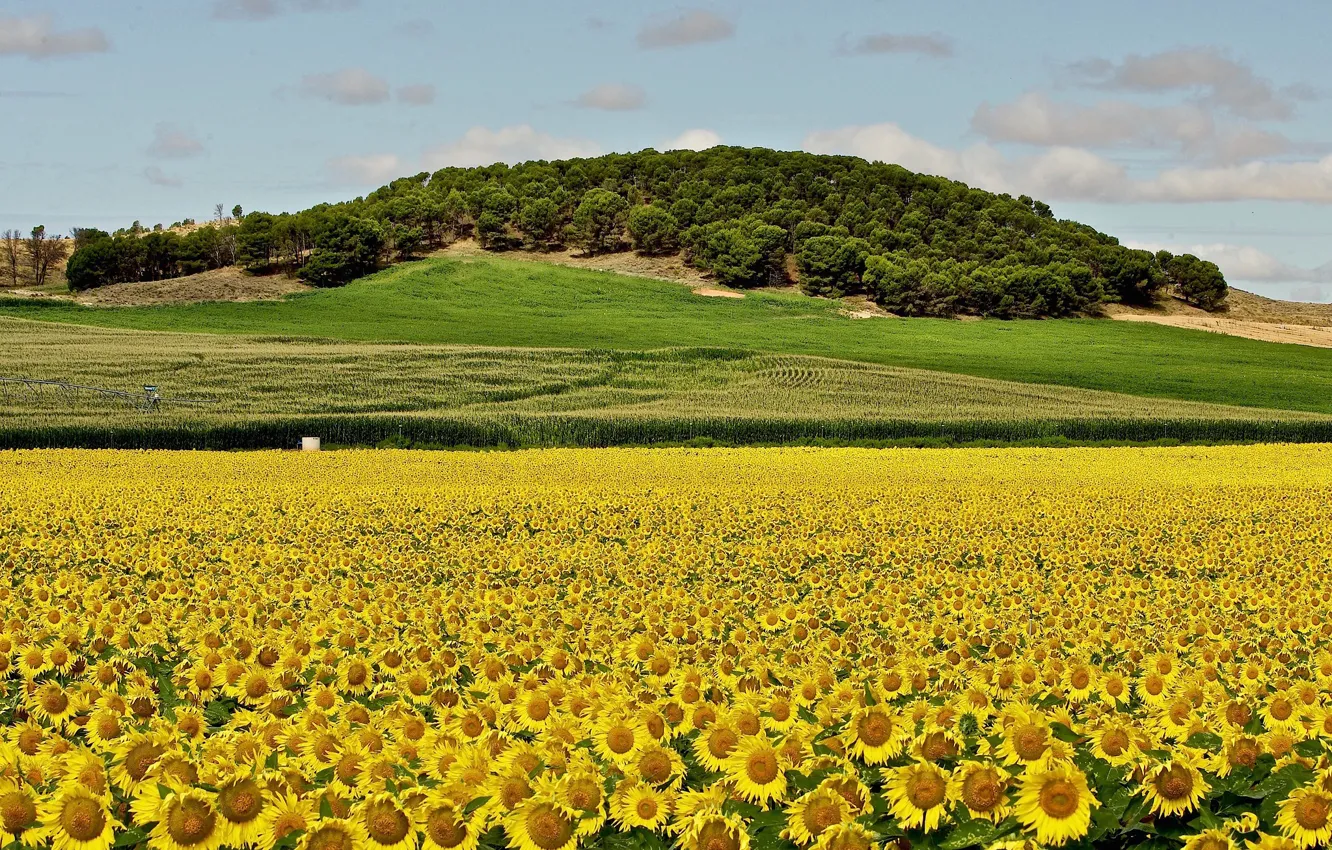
4;257;1332;418
4;319;1332;449
2;445;1332;850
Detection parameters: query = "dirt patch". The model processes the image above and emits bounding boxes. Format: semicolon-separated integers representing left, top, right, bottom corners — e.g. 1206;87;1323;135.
75;267;310;306
695;287;744;299
1110;312;1332;349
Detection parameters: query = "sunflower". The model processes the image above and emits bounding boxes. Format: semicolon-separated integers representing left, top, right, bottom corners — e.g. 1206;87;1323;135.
1141;758;1210;818
1088;720;1140;766
551;770;606;836
354;793;418;850
842;706;907;765
781;787;852;846
680;812;750;850
214;773;268;846
29;682;77;727
634;743;685;789
724;736;788;805
417;791;482;850
692;720;741;773
1276;787;1332;848
111;732;168;795
883;761;950;833
147;789;225;850
591;713;644;767
40;782;115;850
1247;835;1302;850
949;761;1010;823
1015;763;1098;847
0;778;39;847
504;796;580;850
998;711;1053;767
298;818;367;850
814;822;878;850
512;690;555;734
610;782;673;832
256;793;315;849
1183;829;1240;850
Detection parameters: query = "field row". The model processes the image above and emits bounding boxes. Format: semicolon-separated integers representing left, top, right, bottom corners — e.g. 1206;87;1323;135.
2;447;1332;850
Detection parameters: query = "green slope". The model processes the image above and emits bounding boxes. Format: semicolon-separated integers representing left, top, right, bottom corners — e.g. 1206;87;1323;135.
4;255;1332;415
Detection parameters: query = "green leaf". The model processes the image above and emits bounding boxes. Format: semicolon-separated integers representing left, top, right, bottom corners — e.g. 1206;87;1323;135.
938;819;999;850
1294;739;1324;759
113;827;148;848
463;796;491;816
1185;732;1223;751
319;797;333;819
1050;722;1079;743
863;681;877;707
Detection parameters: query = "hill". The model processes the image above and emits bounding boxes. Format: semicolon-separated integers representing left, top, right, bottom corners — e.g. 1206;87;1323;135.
58;146;1229;317
4;255;1332;422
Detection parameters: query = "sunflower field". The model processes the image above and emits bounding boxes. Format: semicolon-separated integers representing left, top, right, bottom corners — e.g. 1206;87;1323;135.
2;446;1332;850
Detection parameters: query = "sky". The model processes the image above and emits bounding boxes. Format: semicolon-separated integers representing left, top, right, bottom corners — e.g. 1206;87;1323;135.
2;0;1331;301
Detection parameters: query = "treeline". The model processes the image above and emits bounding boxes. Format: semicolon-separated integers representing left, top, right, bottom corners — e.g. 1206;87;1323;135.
2;227;69;290
63;147;1228;315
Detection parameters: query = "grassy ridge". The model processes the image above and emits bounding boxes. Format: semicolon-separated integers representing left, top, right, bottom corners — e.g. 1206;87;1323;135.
3;318;1330;449
4;256;1332;415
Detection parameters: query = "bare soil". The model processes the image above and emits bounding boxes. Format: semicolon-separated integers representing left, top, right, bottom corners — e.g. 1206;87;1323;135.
74;267;309;306
1104;292;1332;349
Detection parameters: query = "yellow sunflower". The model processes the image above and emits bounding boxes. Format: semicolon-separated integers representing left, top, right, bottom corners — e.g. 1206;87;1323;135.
781;787;852;846
504;796;580;850
842;706;907;765
680;812;750;850
214;773;268;847
40;782;116;850
1015;763;1098;847
1276;787;1332;849
949;761;1011;823
692;720;741;773
0;778;40;847
610;782;673;832
883;761;950;833
147;788;225;850
354;793;418;850
1141;758;1210;818
724;736;788;806
298;817;367;850
416;791;482;850
814;822;878;850
256;793;316;849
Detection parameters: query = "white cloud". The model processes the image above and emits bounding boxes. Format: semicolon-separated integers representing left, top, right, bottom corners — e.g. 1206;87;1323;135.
213;0;357;20
637;10;734;49
839;32;952;58
147;124;204;159
804;121;1332;203
1124;241;1332;286
300;68;390;105
326;154;404;185
422;125;601;169
662;129;723;151
1072;47;1301;121
574;84;646;111
0;15;109;59
143;166;182;188
397;84;436;106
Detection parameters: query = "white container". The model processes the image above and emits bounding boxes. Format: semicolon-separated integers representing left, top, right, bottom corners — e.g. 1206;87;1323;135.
301;437;322;452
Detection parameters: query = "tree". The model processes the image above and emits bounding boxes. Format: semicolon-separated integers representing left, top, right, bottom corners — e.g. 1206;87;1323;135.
1167;254;1228;311
299;214;385;287
392;224;425;260
65;236;120;291
796;235;867;297
2;230;21;288
214;203;226;222
571;189;628;254
517;198;561;249
24;226;68;289
232;205;244;221
626;205;679;255
236;213;277;271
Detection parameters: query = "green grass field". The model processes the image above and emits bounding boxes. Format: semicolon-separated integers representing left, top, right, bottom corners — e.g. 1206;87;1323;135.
4;255;1332;417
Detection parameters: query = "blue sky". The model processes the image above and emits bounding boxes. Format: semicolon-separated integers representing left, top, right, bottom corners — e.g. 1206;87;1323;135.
3;0;1331;300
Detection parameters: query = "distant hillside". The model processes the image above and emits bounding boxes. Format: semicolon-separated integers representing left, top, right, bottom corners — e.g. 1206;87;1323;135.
60;147;1227;318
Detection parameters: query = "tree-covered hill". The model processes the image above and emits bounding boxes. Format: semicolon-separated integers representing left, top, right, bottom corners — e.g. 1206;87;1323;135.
64;147;1227;318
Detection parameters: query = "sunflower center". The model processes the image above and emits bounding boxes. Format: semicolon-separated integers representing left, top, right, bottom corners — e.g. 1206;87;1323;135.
1270;699;1293;722
566;779;600;811
95;715;120;739
125;742;165;781
606;726;635;755
218;779;264;823
962;770;1003;812
921;732;957;762
1039;779;1080;819
60;796;106;842
461;715;483;738
1154;765;1194;801
426;809;467;848
746;750;780;784
636;798;658;820
906;771;946;809
525;804;574;850
856;712;893;748
167;798;218;846
1070;669;1090;689
1013;725;1049;761
308;824;356;850
1225;703;1251;726
1198;839;1229;850
0;792;36;834
639;751;672;784
41;688;69;715
1101;729;1129;757
366;801;411;845
803;799;842;835
526;697;550;722
698;821;739;850
273;813;307;841
347;665;368;687
707;728;737;759
1294;796;1330;830
1230;739;1260;769
501;777;532;808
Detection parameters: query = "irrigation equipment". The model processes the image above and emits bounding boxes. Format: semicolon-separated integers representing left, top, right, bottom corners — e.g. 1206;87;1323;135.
0;377;218;413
